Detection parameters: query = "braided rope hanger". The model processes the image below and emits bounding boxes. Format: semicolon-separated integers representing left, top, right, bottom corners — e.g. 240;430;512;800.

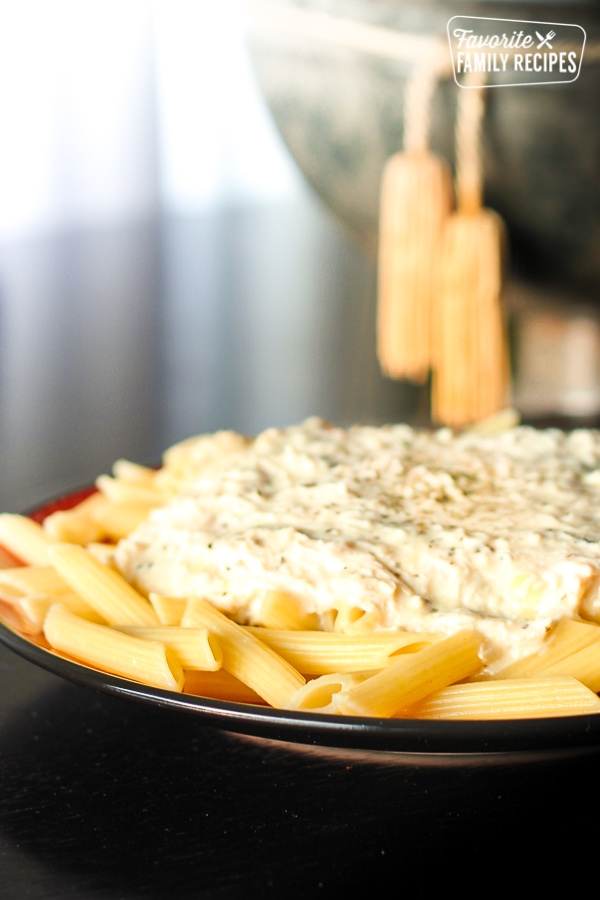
248;2;599;67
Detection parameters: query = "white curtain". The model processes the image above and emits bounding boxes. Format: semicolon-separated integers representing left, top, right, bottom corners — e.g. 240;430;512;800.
0;0;303;237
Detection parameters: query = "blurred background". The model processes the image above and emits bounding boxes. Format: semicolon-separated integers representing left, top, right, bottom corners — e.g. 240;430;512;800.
0;0;599;512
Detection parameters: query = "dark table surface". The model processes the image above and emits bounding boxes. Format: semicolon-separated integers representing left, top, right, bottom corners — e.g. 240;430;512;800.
2;637;598;899
1;199;598;898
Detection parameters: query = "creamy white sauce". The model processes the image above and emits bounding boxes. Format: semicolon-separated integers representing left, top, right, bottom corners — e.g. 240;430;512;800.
114;418;600;672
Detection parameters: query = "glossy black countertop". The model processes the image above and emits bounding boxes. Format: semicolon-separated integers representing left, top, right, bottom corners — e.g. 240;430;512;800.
1;201;598;897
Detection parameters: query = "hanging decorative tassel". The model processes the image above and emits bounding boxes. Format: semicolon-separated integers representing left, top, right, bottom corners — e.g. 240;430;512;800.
377;64;453;383
431;75;511;426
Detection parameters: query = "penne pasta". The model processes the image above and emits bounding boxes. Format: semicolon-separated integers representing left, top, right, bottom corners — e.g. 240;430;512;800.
95;474;163;508
116;625;222;671
43;493;108;544
47;543;159;626
182;668;267;704
0;565;72;596
286;672;368;713
244;626;441;675
484;618;600;681
332;605;382;634
111;459;158;486
0;514;55;566
0;545;18;569
406;675;600;719
182;597;305;708
334;630;484;718
0;582;22;603
43;604;184;691
0;559;105;635
86;502;154;542
16;593;105;633
541;643;600;693
149;593;187;626
258;589;319;631
0;598;36;635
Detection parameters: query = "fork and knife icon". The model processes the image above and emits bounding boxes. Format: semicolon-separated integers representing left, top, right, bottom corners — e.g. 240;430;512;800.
535;29;556;48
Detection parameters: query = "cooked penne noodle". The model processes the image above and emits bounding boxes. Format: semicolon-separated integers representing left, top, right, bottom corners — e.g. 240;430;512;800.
116;626;222;671
406;675;600;719
484;618;600;680
0;565;103;629
258;589;319;631
0;545;18;569
0;583;22;603
149;593;186;626
44;491;154;546
95;474;163;508
0;514;55;566
17;593;105;633
182;597;305;707
86;502;154;542
111;459;157;485
43;493;108;544
0;564;103;634
333;605;381;633
244;626;441;675
0;565;72;596
155;431;251;497
182;668;267;704
540;642;600;692
286;672;368;712
43;604;184;691
0;581;103;634
47;543;159;626
334;630;484;717
0;598;35;634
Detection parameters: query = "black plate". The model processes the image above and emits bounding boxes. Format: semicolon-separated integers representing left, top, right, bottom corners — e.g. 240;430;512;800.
2;488;600;755
3;616;600;754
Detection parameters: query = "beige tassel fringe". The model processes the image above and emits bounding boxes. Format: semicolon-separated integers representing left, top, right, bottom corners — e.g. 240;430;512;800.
377;64;511;426
432;209;509;425
377;65;453;383
432;78;511;426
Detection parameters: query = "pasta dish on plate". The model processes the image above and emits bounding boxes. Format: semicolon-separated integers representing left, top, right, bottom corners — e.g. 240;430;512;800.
2;417;600;721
